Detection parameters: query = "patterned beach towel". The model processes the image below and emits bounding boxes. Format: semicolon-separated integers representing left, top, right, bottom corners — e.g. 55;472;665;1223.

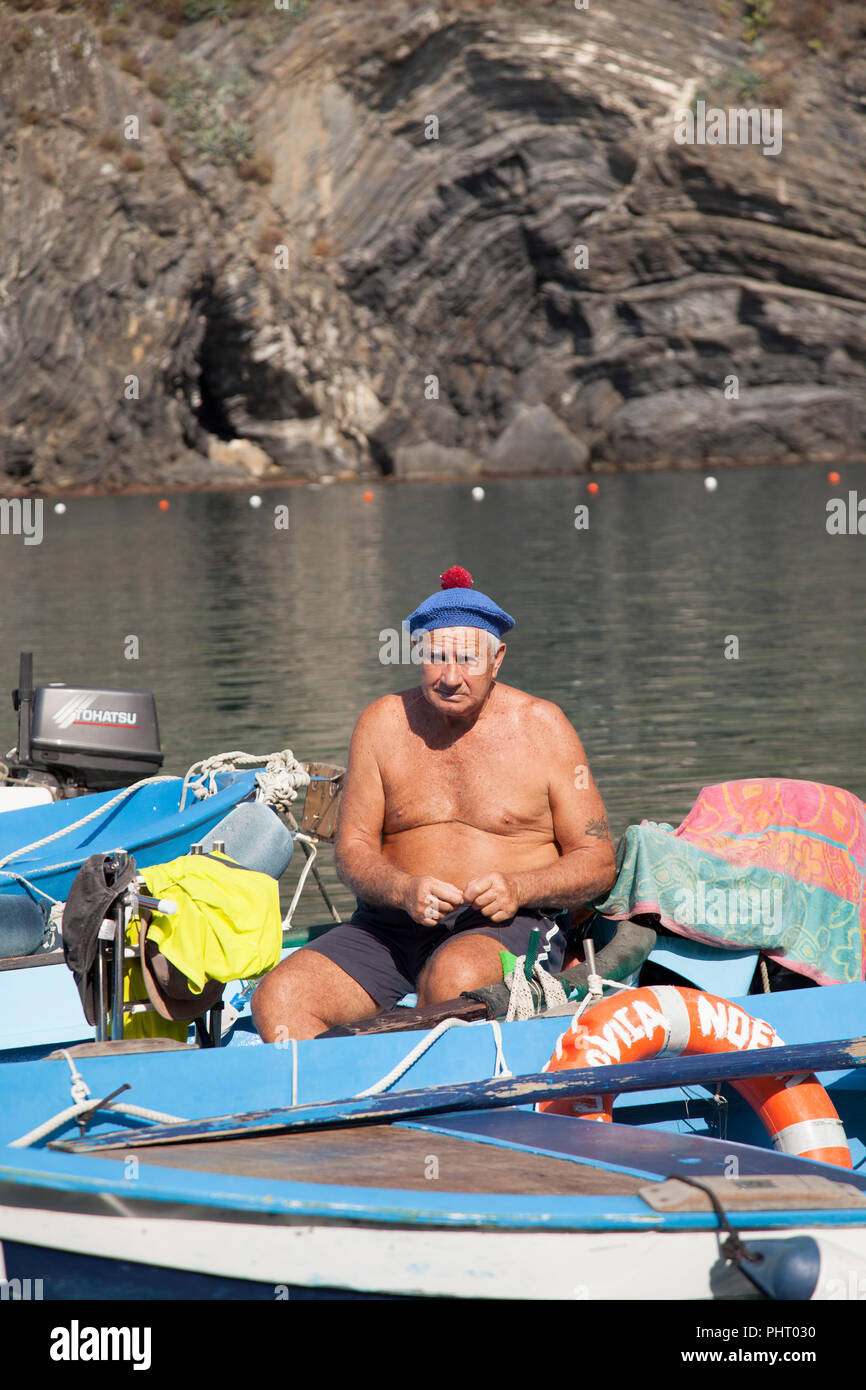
596;779;866;985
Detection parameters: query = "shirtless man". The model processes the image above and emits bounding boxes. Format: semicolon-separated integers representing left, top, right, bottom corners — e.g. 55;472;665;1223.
252;567;616;1041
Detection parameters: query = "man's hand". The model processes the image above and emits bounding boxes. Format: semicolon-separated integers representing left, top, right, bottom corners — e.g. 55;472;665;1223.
463;872;522;922
402;875;464;926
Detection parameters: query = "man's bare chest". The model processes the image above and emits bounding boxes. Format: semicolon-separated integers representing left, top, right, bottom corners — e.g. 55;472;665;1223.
381;728;551;834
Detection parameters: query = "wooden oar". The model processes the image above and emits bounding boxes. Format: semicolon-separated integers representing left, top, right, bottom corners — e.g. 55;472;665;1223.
319;995;489;1037
51;1035;866;1154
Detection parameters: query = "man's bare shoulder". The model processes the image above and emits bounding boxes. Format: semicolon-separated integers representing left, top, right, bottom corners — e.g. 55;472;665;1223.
495;685;580;741
352;692;416;737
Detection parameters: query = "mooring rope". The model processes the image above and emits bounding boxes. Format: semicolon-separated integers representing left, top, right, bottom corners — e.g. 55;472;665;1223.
9;1050;187;1149
0;775;178;872
352;1017;512;1097
569;972;636;1024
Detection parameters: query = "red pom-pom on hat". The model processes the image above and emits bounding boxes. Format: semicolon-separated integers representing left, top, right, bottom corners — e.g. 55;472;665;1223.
440;565;473;589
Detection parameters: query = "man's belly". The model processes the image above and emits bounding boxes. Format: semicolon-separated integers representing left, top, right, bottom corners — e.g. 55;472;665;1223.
381;821;560;889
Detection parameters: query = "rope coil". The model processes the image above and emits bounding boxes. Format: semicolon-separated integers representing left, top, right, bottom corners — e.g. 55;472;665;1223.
180;750;309;812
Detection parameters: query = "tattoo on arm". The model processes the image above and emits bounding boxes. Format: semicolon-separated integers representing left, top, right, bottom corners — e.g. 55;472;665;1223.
585;816;611;840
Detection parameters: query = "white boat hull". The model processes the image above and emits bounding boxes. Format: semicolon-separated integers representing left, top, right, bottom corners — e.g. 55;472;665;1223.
2;1201;866;1299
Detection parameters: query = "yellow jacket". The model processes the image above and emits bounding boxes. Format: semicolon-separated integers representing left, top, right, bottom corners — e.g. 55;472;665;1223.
139;851;282;993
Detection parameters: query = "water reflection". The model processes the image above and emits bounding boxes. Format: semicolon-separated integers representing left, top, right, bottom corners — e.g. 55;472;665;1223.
1;466;864;924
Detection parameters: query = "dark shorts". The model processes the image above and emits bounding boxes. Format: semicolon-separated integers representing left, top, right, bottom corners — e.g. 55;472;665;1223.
301;899;567;1009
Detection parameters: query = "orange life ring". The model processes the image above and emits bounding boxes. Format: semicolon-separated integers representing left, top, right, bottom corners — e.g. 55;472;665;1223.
539;985;851;1169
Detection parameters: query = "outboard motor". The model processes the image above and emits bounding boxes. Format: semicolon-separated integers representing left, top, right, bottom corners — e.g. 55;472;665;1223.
6;652;163;797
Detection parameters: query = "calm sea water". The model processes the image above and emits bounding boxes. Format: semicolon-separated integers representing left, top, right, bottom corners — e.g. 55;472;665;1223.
1;467;864;924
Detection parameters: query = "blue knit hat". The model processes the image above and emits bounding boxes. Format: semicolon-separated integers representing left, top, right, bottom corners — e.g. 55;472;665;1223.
405;566;515;639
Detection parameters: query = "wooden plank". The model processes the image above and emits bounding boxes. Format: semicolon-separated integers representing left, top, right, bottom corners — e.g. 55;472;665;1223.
98;1127;647;1195
408;1112;866;1190
297;764;345;840
0;949;66;973
639;1175;866;1212
46;1039;197;1060
52;1034;866;1154
319;997;488;1037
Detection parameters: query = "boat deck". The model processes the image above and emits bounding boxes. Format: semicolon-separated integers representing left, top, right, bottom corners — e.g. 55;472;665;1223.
105;1125;646;1195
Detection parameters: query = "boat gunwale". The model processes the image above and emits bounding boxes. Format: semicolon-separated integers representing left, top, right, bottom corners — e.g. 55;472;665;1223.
2;1135;866;1234
0;770;259;892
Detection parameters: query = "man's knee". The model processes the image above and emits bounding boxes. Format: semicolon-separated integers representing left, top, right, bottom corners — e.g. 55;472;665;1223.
252;951;326;1035
252;949;307;1012
418;936;503;1003
252;948;378;1039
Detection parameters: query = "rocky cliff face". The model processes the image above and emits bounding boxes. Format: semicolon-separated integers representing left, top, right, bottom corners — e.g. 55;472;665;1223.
2;0;866;490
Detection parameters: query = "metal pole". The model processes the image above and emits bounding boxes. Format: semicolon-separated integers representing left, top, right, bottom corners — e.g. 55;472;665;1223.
111;903;125;1041
101;849;128;1045
94;937;107;1043
584;936;598;978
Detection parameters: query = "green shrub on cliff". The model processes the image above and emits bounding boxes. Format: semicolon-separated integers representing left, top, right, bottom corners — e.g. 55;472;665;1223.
166;58;256;165
742;0;773;43
723;0;841;54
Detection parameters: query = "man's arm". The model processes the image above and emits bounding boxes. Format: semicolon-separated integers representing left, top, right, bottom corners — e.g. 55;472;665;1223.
334;702;463;923
464;703;617;920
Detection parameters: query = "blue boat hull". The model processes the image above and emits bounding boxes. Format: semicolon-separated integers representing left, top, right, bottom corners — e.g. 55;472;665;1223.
0;982;865;1299
0;770;259;906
